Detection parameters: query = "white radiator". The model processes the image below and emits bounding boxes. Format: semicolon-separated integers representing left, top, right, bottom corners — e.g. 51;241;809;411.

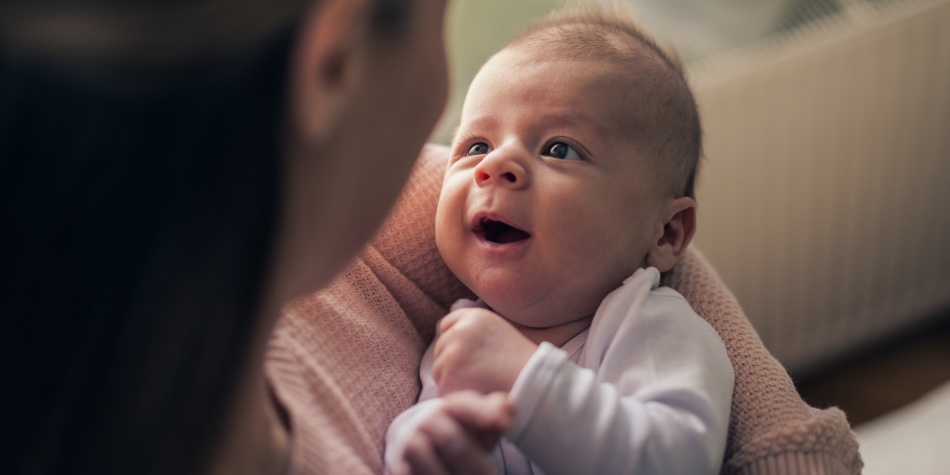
689;0;950;374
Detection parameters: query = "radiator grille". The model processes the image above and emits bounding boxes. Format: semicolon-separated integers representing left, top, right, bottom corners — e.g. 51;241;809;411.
689;0;950;373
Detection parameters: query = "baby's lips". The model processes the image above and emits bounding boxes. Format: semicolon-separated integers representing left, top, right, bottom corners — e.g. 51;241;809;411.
470;211;532;244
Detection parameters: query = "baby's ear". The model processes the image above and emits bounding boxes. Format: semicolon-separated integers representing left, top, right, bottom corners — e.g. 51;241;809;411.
646;197;697;273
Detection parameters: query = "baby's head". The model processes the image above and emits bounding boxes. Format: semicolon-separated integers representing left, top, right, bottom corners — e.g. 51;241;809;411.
436;4;701;329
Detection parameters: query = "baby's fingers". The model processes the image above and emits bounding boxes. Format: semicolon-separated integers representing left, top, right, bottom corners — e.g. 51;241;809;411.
401;434;449;475
416;410;496;475
443;391;514;449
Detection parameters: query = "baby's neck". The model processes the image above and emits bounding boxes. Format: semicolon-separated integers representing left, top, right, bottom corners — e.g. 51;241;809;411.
508;315;595;348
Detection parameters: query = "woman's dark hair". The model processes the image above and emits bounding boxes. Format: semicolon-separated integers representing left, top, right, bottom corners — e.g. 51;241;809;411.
1;6;298;474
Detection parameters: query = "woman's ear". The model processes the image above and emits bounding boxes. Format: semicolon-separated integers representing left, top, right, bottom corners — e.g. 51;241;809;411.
290;0;368;146
646;197;697;273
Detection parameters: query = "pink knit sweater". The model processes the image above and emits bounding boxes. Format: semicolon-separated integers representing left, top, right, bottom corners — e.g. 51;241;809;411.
266;144;863;475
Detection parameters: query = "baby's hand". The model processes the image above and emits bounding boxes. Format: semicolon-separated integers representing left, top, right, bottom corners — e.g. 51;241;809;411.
388;391;513;475
433;307;537;396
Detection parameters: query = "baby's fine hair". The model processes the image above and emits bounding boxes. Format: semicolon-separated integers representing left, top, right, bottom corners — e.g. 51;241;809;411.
508;2;702;200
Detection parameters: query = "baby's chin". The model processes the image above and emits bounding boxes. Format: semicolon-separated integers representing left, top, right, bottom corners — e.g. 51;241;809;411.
482;299;596;348
461;268;592;323
478;301;536;327
476;293;575;330
468;281;536;314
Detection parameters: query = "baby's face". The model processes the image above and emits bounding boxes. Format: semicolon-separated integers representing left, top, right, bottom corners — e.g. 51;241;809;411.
436;47;668;329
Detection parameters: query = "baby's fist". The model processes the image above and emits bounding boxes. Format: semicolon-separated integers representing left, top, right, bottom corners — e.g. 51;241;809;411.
432;308;537;396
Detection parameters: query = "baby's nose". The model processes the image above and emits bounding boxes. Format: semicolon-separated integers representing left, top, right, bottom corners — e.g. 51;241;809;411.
473;149;528;188
475;169;517;183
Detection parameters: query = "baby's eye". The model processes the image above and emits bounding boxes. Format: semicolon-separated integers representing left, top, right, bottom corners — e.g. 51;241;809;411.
467;142;491;156
543;142;582;161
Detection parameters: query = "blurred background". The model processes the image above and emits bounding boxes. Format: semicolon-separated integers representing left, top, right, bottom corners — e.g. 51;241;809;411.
436;1;950;473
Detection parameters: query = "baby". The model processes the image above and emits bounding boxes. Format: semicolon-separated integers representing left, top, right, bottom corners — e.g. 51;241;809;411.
386;5;734;475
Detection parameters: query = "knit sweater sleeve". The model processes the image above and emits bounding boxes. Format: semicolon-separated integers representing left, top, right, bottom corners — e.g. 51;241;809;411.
663;249;863;475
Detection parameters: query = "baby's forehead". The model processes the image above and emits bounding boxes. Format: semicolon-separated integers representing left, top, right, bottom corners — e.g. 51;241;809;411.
488;44;644;107
473;54;630;130
490;46;627;85
493;45;663;132
496;35;666;102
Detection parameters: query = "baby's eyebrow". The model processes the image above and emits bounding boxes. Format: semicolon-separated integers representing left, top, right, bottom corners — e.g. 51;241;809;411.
453;116;500;139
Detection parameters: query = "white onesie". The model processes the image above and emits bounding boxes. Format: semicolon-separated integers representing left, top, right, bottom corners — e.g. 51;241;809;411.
386;267;734;475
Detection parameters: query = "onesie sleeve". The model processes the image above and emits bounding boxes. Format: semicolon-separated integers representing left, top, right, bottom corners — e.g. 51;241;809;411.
507;292;735;475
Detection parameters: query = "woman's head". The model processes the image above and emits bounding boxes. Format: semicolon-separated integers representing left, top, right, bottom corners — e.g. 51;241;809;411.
276;0;449;302
1;0;449;473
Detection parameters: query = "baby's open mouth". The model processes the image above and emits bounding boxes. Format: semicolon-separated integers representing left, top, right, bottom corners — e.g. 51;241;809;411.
475;217;531;244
